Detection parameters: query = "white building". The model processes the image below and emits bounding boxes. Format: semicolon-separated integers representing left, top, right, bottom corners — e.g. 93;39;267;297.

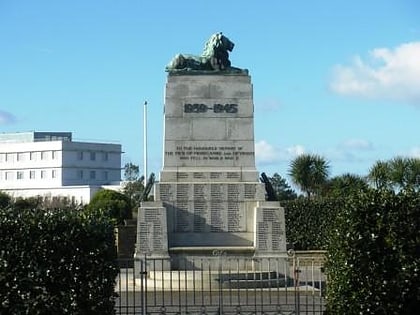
0;131;122;204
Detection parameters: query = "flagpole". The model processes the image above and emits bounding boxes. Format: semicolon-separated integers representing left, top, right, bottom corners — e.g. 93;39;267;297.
143;101;148;180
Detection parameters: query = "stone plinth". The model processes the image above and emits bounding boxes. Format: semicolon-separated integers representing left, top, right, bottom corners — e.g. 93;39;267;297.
135;73;286;270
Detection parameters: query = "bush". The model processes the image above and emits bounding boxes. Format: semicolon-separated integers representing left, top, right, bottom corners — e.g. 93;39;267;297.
325;189;420;314
0;206;118;314
86;189;132;225
283;197;341;250
0;191;11;208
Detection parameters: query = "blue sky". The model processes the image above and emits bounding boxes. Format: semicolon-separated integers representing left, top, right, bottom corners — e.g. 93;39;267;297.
1;0;419;185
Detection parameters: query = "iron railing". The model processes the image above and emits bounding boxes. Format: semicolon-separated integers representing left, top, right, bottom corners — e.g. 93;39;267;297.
115;253;326;315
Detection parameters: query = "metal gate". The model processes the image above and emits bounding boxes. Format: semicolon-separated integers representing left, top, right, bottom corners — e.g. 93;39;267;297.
115;252;326;314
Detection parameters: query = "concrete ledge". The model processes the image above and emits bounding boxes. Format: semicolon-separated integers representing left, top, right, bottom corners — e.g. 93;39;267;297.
169;246;255;255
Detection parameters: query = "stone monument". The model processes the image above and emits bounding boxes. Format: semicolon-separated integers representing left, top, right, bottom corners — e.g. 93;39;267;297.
135;33;286;270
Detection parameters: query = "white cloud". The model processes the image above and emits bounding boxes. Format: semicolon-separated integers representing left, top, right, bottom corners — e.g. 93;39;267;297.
255;140;305;165
286;145;305;156
0;110;17;125
255;140;279;163
339;138;373;151
330;42;420;105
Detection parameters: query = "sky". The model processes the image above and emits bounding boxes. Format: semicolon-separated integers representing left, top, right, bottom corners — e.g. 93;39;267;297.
1;0;419;187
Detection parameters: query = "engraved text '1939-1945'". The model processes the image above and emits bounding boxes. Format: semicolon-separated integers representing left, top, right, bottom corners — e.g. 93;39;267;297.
184;103;238;113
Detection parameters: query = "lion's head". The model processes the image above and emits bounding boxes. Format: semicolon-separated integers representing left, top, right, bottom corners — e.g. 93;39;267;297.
202;32;235;70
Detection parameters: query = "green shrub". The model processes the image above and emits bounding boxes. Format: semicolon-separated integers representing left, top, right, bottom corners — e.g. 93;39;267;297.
325;189;420;314
0;206;118;314
87;189;132;224
283;197;341;250
0;191;11;208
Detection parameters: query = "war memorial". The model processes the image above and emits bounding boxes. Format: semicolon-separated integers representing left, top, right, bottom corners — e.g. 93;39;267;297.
134;33;287;272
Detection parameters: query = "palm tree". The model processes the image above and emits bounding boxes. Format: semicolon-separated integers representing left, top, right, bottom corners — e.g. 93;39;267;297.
368;157;420;191
367;160;391;190
288;154;330;198
326;173;369;196
388;157;420;191
407;157;420;191
388;157;410;190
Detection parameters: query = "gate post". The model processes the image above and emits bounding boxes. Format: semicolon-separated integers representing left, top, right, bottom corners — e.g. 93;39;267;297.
139;256;147;315
213;250;226;315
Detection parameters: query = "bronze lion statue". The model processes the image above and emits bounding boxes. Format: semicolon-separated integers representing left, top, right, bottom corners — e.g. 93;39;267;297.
166;32;245;73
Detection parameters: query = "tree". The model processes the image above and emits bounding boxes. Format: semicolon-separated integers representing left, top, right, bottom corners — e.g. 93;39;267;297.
288;154;330;198
368;160;392;190
123;162;141;181
86;189;131;224
122;163;145;209
368;157;420;191
407;157;420;191
388;157;420;191
268;173;297;201
326;173;369;197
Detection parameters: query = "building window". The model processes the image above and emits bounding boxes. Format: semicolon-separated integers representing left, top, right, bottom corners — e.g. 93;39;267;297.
30;171;35;179
90;152;96;161
78;170;84;179
52;170;57;178
41;151;47;160
41;170;46;179
52;151;57;159
17;153;25;162
30;152;36;160
78;151;84;160
90;170;96;180
6;153;13;162
17;171;24;180
102;152;109;161
0;153;4;163
5;172;12;180
103;171;108;180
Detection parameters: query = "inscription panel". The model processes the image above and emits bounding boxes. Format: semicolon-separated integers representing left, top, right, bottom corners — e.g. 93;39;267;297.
255;205;286;253
168;199;247;233
164;140;255;167
137;207;168;254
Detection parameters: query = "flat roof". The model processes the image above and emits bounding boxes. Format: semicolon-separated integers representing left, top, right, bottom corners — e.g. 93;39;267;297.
0;132;72;143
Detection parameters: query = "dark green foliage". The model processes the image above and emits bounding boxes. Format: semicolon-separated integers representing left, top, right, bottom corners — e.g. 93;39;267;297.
325;173;369;197
87;189;132;224
122;180;145;209
326;189;420;314
289;154;330;198
122;162;146;209
0;206;118;315
13;196;41;210
283;197;341;250
368;157;420;191
268;173;297;201
0;191;11;208
123;162;141;181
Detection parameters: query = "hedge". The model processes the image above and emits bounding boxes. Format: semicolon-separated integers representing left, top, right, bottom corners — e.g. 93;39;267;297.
0;206;118;314
325;189;420;314
283;197;341;250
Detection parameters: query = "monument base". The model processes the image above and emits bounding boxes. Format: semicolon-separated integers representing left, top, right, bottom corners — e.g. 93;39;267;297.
135;72;288;280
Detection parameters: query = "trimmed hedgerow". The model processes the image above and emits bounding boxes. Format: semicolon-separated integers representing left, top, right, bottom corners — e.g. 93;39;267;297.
283;197;342;250
325;189;420;314
0;206;118;315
